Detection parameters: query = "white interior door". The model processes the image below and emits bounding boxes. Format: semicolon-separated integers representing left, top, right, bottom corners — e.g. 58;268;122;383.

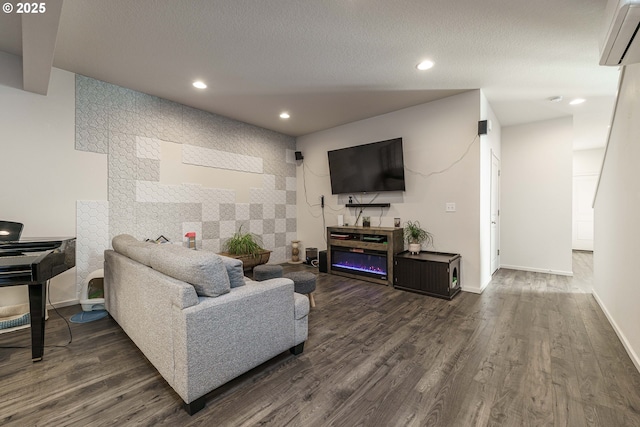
491;152;500;274
572;174;598;251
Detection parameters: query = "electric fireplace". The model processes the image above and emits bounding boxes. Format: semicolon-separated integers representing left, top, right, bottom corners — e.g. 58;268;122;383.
327;225;403;286
330;247;388;281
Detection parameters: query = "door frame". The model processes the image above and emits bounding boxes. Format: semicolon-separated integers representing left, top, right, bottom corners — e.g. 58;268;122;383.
490;150;501;275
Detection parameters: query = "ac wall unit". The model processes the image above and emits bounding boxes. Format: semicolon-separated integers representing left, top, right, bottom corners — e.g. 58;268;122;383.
600;0;640;65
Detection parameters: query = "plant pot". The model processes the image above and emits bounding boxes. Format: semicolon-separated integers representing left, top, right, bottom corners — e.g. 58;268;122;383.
219;250;272;271
408;243;422;254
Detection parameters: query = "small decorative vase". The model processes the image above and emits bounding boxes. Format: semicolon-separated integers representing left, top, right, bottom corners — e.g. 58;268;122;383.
291;240;300;262
409;243;421;254
185;232;196;250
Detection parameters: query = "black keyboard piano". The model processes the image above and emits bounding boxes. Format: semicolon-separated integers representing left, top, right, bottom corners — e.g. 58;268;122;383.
0;238;76;361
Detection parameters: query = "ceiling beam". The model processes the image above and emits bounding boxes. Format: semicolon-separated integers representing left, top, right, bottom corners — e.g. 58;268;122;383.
21;0;64;95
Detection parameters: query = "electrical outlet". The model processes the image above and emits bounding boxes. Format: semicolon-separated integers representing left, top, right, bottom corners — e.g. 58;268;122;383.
446;202;456;212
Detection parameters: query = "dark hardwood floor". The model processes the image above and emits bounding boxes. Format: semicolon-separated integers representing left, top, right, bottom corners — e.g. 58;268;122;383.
2;251;640;426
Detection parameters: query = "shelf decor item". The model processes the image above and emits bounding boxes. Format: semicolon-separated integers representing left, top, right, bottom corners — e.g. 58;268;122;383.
403;220;433;254
362;216;371;227
220;225;271;270
185;232;196;249
290;240;302;263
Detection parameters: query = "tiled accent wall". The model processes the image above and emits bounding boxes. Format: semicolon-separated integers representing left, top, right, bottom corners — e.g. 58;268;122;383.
75;75;297;291
76;201;109;289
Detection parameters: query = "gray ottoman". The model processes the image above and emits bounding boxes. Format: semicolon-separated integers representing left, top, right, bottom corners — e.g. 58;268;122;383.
253;264;283;281
284;271;317;308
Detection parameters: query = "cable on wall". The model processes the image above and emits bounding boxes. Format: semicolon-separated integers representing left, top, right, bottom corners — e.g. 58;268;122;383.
300;160;338;243
301;162;322;219
405;134;479;179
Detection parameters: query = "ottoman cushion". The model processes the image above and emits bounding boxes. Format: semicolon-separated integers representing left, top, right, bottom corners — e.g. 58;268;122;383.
253;264;283;281
284;271;316;295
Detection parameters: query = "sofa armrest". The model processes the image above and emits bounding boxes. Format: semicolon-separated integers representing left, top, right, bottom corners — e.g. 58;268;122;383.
171;278;301;403
104;249;200;397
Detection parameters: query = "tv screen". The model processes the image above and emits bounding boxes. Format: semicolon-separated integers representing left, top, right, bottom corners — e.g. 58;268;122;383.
327;138;406;194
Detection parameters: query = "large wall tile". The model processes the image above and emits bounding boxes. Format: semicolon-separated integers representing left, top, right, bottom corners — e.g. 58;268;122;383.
76;200;109;294
182;144;263;174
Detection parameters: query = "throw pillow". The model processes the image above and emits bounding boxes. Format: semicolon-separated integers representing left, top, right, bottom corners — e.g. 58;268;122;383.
218;255;245;288
150;245;231;297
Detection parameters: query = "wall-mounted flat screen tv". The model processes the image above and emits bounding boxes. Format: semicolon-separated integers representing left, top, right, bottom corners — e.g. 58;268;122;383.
327;137;406;194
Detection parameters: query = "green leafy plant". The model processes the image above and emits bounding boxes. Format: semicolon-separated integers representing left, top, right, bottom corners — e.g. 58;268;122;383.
403;220;433;246
223;225;264;257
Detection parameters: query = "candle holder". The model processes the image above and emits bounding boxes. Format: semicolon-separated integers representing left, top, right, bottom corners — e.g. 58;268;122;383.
289;240;303;264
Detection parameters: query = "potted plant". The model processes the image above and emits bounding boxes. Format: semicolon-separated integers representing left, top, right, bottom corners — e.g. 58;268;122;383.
220;225;271;270
403;220;433;254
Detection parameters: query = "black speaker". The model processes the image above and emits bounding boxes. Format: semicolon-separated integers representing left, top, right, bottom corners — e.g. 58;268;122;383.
478;120;488;136
295;151;304;160
319;250;327;273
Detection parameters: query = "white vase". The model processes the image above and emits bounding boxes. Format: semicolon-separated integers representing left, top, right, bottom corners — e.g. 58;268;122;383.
409;243;421;254
291;240;300;262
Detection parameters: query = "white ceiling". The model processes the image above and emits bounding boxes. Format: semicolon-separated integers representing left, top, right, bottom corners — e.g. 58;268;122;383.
0;0;621;148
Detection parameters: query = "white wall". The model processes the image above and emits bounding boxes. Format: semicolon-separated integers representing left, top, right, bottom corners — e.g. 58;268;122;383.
479;91;502;289
296;90;485;291
0;52;107;307
572;148;604;250
593;63;640;371
501;117;573;275
574;148;605;175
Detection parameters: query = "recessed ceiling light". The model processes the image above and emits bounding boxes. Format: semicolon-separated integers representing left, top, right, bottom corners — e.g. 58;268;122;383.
416;60;434;71
279;112;290;119
192;81;207;89
569;98;586;105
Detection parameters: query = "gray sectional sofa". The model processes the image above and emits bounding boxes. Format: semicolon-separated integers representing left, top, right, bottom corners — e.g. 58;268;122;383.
104;234;309;414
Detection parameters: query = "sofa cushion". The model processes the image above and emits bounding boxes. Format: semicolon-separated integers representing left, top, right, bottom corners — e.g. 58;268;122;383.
218;255;245;288
150;246;231;297
112;234;155;266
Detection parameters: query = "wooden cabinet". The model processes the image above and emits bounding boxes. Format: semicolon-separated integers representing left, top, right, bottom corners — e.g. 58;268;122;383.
394;251;461;300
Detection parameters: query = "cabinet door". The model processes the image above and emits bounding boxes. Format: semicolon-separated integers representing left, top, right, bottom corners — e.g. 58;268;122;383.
394;258;422;290
421;261;449;295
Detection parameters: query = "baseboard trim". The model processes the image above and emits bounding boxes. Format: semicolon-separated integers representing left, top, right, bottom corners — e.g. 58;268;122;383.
462;286;483;294
500;264;573;277
592;290;640;374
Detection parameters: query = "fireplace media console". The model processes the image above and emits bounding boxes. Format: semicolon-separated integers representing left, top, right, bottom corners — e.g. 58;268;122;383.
327;226;403;286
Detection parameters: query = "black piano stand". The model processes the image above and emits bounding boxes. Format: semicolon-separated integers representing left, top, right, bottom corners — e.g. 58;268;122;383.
27;283;46;362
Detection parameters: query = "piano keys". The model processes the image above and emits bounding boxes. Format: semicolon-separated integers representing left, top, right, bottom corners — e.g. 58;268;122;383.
0;237;76;361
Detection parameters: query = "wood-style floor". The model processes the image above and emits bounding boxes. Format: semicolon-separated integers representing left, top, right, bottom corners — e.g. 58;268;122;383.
2;252;640;426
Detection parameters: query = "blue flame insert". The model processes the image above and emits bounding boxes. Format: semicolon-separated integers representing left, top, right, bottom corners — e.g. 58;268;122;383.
331;248;387;280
